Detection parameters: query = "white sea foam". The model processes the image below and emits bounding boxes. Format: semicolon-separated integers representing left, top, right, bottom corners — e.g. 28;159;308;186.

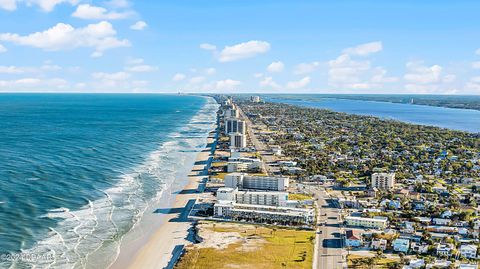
16;96;219;269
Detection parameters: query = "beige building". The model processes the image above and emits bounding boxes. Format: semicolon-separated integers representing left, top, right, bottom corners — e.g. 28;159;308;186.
371;172;395;190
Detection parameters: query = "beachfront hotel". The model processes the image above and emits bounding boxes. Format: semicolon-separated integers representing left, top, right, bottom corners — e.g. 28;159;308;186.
229;132;247;148
224;173;289;191
225;119;246;135
216;187;288;206
213;201;315;226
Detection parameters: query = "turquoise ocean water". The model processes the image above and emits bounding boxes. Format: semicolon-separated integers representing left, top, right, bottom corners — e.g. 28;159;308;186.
0;94;218;268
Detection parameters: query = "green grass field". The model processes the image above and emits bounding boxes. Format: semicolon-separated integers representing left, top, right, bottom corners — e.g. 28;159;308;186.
175;221;315;269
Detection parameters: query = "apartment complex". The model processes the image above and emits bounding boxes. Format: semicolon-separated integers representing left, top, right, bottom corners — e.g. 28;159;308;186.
224;173;289;191
225;119;246;135
345;216;388;229
371;172;396;190
229;133;246;148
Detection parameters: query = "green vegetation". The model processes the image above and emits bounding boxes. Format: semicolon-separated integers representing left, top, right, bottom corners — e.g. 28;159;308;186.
289;193;313;201
175;222;315;269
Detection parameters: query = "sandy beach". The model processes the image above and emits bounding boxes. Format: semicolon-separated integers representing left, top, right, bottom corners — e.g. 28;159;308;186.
109;127;217;269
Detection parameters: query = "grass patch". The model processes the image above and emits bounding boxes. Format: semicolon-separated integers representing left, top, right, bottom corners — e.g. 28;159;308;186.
175;221;315;269
348;254;399;268
289;193;313;201
212;172;228;180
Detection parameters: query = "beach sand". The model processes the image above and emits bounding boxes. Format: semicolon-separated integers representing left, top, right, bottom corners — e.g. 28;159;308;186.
109;130;216;269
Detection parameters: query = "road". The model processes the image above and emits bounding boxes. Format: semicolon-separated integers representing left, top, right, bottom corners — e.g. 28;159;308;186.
309;185;347;269
237;105;277;175
239;103;346;268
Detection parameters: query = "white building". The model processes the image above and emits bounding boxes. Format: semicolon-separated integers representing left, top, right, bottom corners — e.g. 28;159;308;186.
250;96;261;103
345;216;388;229
235;190;288;207
213;202;314;226
371;172;396;190
217;187;288;207
216;187;236;201
224;173;289;191
227;160;262;173
224;108;239;118
460;244;478;259
225;119;246;135
230;132;246;148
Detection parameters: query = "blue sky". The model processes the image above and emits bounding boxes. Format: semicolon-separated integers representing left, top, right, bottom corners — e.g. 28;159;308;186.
0;0;479;94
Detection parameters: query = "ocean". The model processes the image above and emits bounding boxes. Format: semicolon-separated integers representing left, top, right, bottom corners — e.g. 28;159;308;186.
266;96;480;133
0;94;218;268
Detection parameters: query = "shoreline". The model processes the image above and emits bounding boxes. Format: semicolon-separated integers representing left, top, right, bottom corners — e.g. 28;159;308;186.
109;109;218;269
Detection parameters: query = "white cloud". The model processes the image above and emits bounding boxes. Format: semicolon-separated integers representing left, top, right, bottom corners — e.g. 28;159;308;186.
1;0;78;12
200;43;216;51
72;4;132;20
404;61;443;84
205;67;216;75
253;73;263;78
126;57;144;65
189;76;205;84
218;40;270;62
125;64;158;72
215;79;240;90
172;73;186;81
286;76;310;89
0;0;16;11
476;48;480;56
266;61;284;73
92;71;130;80
0;21;130;57
328;54;370;86
293;61;319;75
472;61;480;69
403;61;457;94
259;76;280;89
130;21;147;31
105;0;129;8
0;63;62;74
466;76;480;92
0;65;26;74
0;77;68;91
343;41;383;56
28;0;79;12
0;44;7;53
371;67;398;83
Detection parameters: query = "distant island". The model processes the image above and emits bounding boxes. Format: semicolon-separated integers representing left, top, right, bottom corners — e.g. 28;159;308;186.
261;94;480;111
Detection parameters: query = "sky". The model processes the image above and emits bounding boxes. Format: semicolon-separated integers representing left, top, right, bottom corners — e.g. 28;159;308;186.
0;0;479;94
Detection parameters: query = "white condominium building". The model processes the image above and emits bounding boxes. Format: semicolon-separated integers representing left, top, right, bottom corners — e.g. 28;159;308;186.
224;108;239;118
224;173;289;191
225;119;246;135
229;133;246;148
371;172;396;190
346;216;388;229
216;187;287;207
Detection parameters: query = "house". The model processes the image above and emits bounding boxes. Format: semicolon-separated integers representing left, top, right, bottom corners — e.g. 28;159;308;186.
392;238;410;253
436;243;454;257
370;239;387;250
345;230;363;247
401;221;415;234
441;210;452;219
410;242;429;254
460;244;478;259
459;264;478;269
407;259;425;269
433;218;451;226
